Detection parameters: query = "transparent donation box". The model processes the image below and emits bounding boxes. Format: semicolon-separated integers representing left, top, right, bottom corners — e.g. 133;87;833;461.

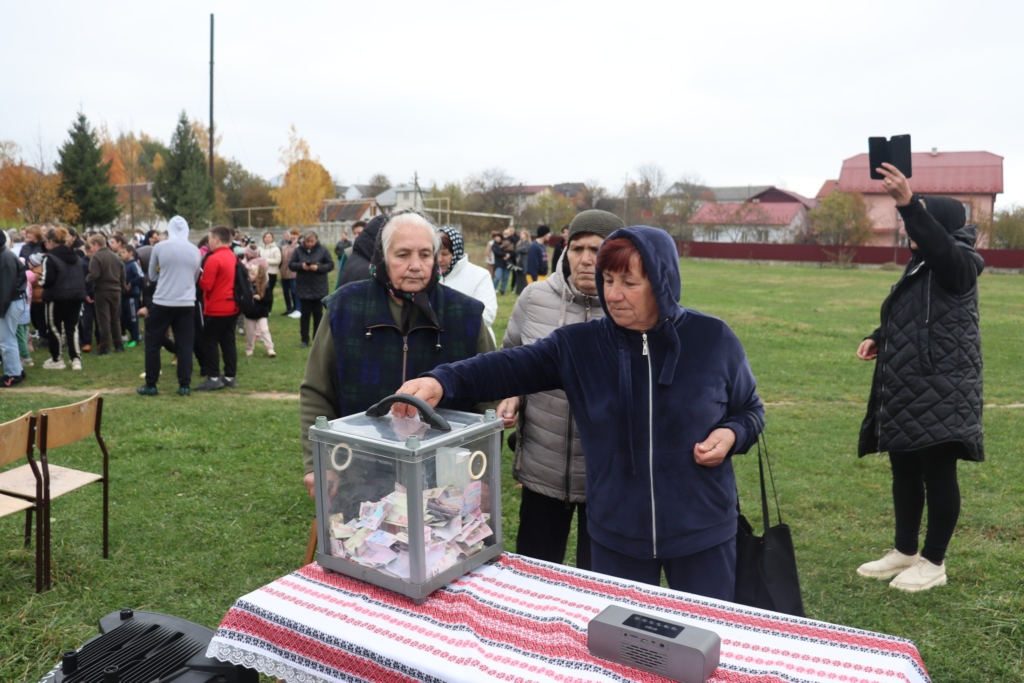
309;395;504;603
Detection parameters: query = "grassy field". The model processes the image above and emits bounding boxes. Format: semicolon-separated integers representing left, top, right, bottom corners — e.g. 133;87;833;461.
2;258;1022;682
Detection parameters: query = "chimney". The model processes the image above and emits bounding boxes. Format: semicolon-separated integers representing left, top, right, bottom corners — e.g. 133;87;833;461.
931;147;939;156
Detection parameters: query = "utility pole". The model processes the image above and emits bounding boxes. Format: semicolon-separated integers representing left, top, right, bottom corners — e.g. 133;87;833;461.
209;14;215;181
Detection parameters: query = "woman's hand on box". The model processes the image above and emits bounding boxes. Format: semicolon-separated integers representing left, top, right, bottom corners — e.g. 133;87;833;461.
392;378;444;418
496;396;519;428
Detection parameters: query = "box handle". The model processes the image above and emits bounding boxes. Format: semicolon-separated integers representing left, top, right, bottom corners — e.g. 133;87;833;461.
365;394;452;432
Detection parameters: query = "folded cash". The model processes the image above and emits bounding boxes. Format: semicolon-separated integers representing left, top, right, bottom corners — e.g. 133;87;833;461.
330;481;493;577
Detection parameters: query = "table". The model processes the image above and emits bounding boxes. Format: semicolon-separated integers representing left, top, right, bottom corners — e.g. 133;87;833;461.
207;554;930;683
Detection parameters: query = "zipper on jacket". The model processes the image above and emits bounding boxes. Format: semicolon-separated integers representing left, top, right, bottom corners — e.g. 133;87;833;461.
643;333;656;557
925;272;931;323
402;335;409;383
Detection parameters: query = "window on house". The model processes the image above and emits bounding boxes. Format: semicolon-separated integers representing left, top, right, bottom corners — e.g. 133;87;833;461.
962;202;972;222
403;192;410;201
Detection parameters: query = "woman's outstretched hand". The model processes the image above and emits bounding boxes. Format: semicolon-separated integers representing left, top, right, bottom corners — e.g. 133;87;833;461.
392;378;445;418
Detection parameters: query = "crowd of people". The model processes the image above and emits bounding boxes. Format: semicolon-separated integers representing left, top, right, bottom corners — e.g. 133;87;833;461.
0;163;983;598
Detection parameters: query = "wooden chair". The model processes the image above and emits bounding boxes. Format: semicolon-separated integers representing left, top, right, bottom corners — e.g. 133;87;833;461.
0;394;109;591
0;412;44;591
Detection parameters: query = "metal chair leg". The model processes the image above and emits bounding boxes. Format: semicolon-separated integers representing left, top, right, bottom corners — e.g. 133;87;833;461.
24;507;32;548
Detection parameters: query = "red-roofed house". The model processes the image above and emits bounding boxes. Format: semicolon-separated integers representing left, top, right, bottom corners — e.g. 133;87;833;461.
834;150;1002;245
688;201;809;243
496;184;554;213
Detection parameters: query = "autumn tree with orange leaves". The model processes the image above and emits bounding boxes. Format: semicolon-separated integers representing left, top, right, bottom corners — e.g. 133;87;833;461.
0;140;80;226
270;126;334;227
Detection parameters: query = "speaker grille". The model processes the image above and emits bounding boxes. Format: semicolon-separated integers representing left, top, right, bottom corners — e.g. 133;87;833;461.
620;641;667;673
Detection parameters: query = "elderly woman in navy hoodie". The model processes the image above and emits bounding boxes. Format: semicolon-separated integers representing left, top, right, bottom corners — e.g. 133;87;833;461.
394;225;764;600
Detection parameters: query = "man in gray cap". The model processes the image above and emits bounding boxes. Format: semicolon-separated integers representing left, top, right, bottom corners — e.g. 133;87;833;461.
496;209;625;569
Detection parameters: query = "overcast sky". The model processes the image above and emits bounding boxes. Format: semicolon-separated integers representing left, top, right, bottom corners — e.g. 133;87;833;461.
3;1;1023;206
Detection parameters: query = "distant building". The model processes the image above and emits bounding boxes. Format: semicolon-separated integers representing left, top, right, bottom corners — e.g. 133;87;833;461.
334;184;378;201
318;198;380;228
497;184;553;213
688;203;810;244
553;182;587;204
832;150;1003;246
375;185;425;212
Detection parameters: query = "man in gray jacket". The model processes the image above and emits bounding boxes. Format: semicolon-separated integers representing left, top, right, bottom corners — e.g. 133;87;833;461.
138;215;202;396
497;209;624;569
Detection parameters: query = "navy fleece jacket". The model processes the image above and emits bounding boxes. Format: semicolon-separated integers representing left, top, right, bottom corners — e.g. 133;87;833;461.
428;226;764;559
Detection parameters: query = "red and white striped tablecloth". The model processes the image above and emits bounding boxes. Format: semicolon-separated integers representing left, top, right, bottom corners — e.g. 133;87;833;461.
207;554;930;683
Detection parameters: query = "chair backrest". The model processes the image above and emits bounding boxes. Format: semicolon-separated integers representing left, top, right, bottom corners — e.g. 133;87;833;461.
0;412;34;468
37;394;101;451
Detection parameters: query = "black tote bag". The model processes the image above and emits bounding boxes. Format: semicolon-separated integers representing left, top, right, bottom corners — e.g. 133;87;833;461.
734;434;805;617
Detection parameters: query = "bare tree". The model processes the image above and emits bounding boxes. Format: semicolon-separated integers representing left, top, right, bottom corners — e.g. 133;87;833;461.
582;179;609;209
465;167;518;216
635;163;667;199
366;173;391;196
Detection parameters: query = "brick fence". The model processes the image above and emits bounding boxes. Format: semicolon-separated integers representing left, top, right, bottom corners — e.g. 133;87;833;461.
674;241;1024;270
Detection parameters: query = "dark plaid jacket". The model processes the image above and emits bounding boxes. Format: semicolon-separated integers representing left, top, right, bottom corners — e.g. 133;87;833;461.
326;279;484;416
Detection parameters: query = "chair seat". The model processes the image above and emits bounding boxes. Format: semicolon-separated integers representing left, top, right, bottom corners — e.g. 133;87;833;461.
0;464;102;500
0;493;33;517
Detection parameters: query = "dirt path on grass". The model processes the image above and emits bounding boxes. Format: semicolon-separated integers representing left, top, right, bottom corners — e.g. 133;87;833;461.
7;386;300;400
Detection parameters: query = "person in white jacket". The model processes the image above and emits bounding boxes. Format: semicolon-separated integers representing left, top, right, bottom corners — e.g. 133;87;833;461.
257;231;283;296
437;226;497;341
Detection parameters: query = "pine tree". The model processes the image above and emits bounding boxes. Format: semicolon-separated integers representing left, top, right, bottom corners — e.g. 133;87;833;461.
55;112;120;227
153;111;213;227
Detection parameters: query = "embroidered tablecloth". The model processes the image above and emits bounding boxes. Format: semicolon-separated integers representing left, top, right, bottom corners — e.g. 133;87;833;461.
207;554;930;683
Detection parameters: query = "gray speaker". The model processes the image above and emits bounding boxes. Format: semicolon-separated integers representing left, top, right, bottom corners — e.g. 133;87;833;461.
587;605;720;682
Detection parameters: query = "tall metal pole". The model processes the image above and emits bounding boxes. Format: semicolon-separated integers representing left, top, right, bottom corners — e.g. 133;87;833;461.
209;13;215;180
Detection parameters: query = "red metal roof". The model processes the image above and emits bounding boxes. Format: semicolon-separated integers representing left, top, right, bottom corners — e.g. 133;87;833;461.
688;202;803;226
815;179;838;199
837;151;1003;194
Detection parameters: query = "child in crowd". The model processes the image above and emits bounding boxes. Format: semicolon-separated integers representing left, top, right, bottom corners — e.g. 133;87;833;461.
18;257;35;367
243;261;275;358
119;244;144;347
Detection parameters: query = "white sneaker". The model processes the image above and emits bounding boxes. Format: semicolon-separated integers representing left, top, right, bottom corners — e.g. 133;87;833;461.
21;357;34;367
42;358;66;370
856;549;920;579
890;558;947;592
289;310;301;319
71;358;82;371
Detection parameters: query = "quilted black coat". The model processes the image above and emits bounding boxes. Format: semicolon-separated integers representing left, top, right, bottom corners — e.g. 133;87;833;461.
859;196;985;461
288;241;335;300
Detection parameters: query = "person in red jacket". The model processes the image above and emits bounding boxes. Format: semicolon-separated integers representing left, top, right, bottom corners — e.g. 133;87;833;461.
196;225;240;391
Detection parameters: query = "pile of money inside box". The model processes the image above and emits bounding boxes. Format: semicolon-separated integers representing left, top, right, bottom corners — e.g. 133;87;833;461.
328;481;492;579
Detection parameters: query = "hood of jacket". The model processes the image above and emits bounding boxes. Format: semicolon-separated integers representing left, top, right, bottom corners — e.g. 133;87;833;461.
594;225;685;474
47;244;80;265
167;215;190;241
352;214;387;262
920;196;965;234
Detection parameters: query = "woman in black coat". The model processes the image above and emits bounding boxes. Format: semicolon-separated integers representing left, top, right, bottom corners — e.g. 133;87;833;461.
288;230;334;347
854;163;984;593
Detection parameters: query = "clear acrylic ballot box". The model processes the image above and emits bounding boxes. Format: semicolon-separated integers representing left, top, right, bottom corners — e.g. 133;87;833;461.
309;394;504;603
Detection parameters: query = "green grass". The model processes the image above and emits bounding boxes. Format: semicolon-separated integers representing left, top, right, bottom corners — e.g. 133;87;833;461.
2;260;1023;682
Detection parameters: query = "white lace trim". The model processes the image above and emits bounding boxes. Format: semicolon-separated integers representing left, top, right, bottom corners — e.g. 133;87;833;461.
206;639;333;683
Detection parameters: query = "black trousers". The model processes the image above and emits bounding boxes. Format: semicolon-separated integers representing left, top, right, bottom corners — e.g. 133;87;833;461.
45;301;81;362
31;301;49;341
120;295;140;342
281;278;296;313
145;304;194;388
516;485;592;570
267;273;277;298
890;445;962;564
299;298;323;344
79;299;95;345
94;290;122;351
201;314;237;378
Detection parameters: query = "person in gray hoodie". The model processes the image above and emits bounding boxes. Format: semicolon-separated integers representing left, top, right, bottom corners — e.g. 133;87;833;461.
139;215;202;396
